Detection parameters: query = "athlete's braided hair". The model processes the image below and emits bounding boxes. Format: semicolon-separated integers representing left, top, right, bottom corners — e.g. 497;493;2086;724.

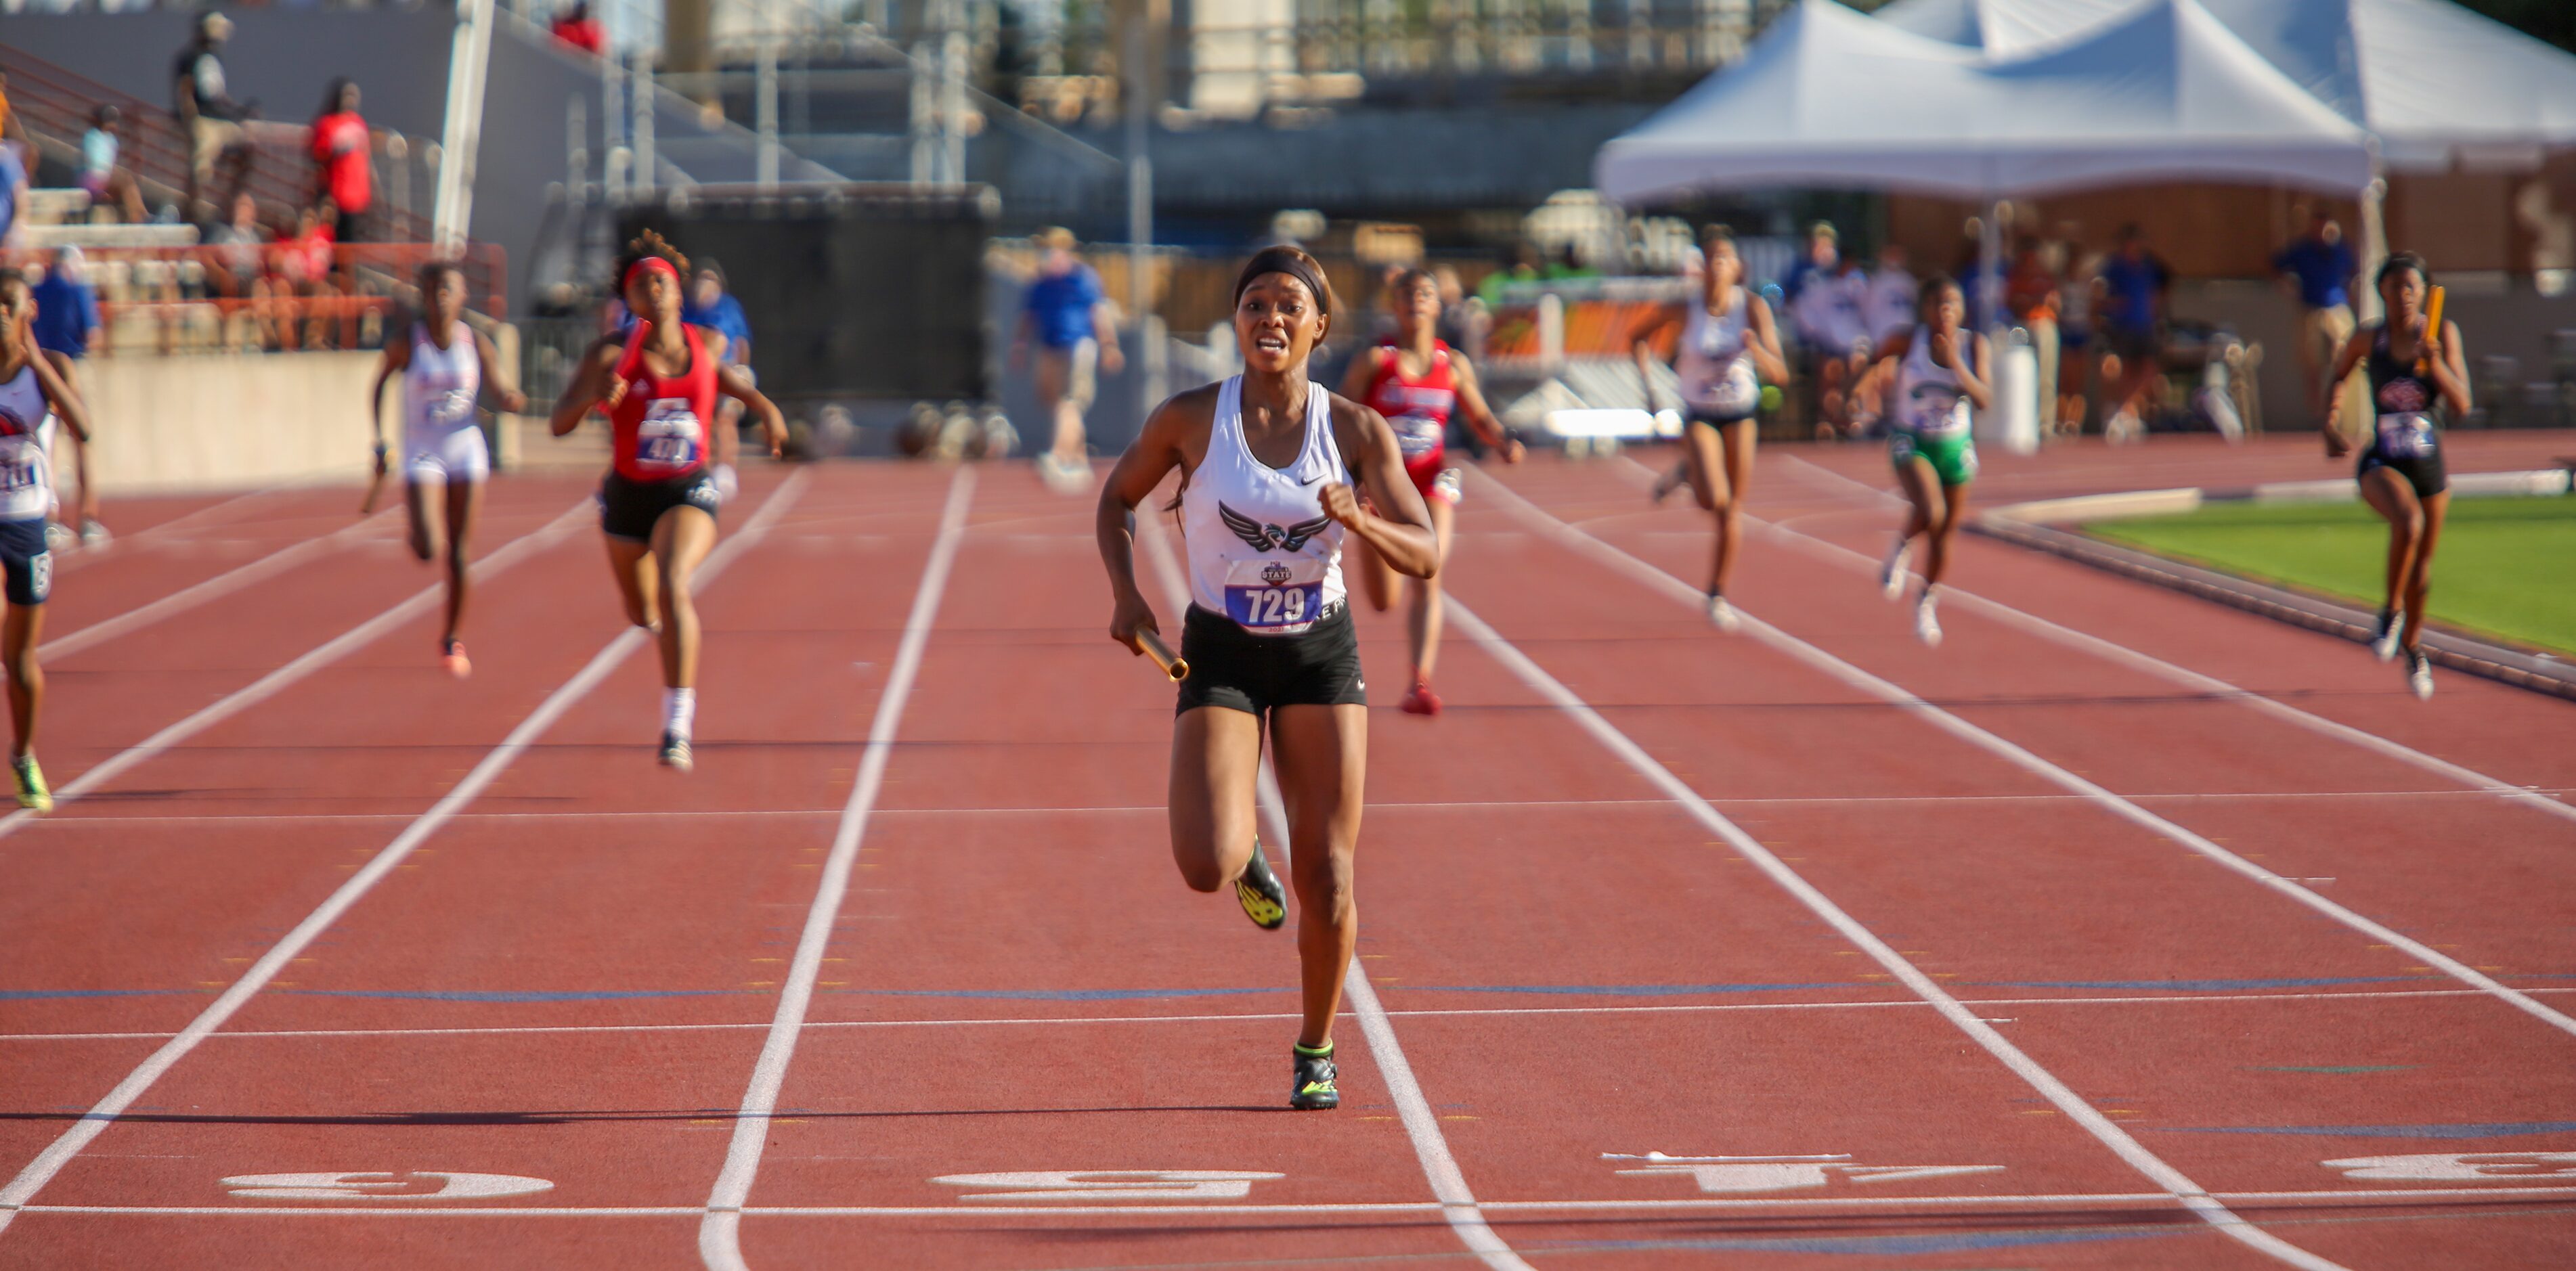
614;229;690;286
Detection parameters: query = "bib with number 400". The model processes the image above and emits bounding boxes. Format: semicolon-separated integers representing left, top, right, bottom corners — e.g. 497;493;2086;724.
634;397;704;472
1223;557;1327;634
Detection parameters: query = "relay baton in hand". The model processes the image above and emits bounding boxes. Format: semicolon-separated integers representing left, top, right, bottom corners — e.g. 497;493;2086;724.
2416;286;2446;374
1138;629;1189;682
615;319;651;384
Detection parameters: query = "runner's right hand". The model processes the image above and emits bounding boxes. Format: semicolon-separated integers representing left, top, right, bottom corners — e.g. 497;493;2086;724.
1109;591;1159;655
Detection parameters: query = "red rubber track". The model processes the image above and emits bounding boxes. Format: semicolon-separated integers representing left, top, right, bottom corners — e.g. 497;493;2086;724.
2;441;2570;1269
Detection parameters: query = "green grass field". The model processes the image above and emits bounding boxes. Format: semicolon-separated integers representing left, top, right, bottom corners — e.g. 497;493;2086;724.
2086;495;2576;655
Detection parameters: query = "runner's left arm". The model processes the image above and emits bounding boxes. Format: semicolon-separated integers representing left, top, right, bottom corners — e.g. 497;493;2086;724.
2422;319;2471;418
469;328;528;414
25;341;90;443
39;351;97;520
1326;399;1437;578
1745;295;1791;387
716;363;787;458
1445;353;1523;463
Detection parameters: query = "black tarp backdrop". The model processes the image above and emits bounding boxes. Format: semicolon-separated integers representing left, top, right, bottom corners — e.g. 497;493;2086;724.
618;187;997;404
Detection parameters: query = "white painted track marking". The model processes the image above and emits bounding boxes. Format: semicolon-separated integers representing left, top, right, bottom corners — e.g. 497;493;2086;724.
697;467;974;1271
20;1184;2576;1218
1762;453;2576;828
1441;594;2351;1271
36;783;2568;827
1479;470;2576;1042
41;506;404;661
0;472;811;1240
1134;510;1533;1271
55;485;285;575
0;496;592;846
12;984;2576;1045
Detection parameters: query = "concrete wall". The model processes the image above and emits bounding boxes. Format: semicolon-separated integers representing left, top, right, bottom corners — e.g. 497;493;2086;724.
73;352;378;493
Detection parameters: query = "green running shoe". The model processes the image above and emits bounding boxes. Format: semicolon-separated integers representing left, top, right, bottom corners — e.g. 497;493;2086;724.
1236;837;1286;931
1290;1042;1338;1111
13;753;51;813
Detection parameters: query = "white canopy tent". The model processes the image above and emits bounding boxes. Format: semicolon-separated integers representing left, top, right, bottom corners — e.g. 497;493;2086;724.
1596;0;2374;204
1877;0;2576;171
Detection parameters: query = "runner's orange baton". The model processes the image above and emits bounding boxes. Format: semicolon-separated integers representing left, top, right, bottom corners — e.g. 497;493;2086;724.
2416;286;2446;374
1138;629;1189;682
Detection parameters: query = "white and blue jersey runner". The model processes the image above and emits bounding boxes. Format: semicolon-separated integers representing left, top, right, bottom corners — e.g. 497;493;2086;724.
1179;376;1349;636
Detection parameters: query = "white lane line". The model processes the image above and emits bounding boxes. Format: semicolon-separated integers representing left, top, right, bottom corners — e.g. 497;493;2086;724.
12;983;2576;1045
0;496;593;847
0;472;812;1239
1481;470;2576;1043
1129;512;1531;1271
1441;594;2349;1271
697;466;975;1271
20;1184;2575;1218
40;785;2571;826
41;507;405;661
1762;453;2576;828
56;485;286;575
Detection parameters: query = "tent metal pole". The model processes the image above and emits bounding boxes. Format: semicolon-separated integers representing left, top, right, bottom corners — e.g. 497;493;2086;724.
2356;156;2388;324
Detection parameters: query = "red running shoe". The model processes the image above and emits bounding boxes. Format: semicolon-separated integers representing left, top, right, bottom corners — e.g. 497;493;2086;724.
1400;680;1442;717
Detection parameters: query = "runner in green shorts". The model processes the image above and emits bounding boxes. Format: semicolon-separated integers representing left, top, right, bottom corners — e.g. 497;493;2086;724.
1869;275;1990;646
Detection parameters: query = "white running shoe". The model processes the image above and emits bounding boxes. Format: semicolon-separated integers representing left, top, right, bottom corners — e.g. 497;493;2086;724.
1706;594;1742;633
1433;468;1464;505
1880;541;1912;601
2369;609;2403;662
2407;650;2434;700
1913;595;1943;647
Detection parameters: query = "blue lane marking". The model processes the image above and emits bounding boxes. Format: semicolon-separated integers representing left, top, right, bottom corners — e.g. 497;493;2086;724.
836;988;1283;1002
1404;983;1857;997
1973;977;2418;991
2162;1122;2576;1140
0;989;188;1001
1541;1224;2186;1255
280;989;745;1003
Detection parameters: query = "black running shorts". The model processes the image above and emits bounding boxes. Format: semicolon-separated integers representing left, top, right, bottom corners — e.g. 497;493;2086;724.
599;468;720;543
1175;602;1367;719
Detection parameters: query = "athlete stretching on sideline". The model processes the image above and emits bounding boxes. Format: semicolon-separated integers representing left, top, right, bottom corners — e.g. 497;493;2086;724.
550;233;787;769
0;269;93;810
1869;275;1990;647
1097;246;1437;1109
369;260;525;677
2323;252;2466;700
1337;267;1522;715
1630;227;1788;628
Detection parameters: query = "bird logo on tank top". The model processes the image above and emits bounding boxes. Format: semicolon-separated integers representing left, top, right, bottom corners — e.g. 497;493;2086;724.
1219;502;1334;554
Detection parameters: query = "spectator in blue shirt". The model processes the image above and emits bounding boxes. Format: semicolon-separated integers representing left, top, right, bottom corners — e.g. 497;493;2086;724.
1011;227;1122;492
0;142;28;251
2275;208;2360;427
684;259;754;441
30;248;101;361
29;248;106;543
2097;225;2170;439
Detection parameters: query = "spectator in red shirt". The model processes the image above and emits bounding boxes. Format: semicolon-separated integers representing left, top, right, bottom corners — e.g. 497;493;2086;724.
552;3;606;56
309;79;375;243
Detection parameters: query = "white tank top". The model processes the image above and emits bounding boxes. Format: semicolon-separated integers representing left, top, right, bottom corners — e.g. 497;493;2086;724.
1894;325;1973;439
0;365;57;522
403;321;481;441
1674;286;1758;416
1179;376;1349;636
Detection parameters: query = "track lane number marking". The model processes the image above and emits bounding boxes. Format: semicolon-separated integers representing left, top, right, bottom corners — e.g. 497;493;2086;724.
1607;1153;2003;1194
219;1172;555;1201
2326;1153;2576;1182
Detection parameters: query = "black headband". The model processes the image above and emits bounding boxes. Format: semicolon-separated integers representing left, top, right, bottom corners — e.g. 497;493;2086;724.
1234;249;1332;317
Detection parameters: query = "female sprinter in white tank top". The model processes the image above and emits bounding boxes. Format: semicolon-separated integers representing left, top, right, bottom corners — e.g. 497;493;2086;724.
0;268;94;811
368;260;525;677
1630;227;1787;629
1097;246;1437;1111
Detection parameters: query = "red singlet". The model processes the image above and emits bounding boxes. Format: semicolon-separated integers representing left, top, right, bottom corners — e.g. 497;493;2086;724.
609;324;718;483
1361;340;1458;501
